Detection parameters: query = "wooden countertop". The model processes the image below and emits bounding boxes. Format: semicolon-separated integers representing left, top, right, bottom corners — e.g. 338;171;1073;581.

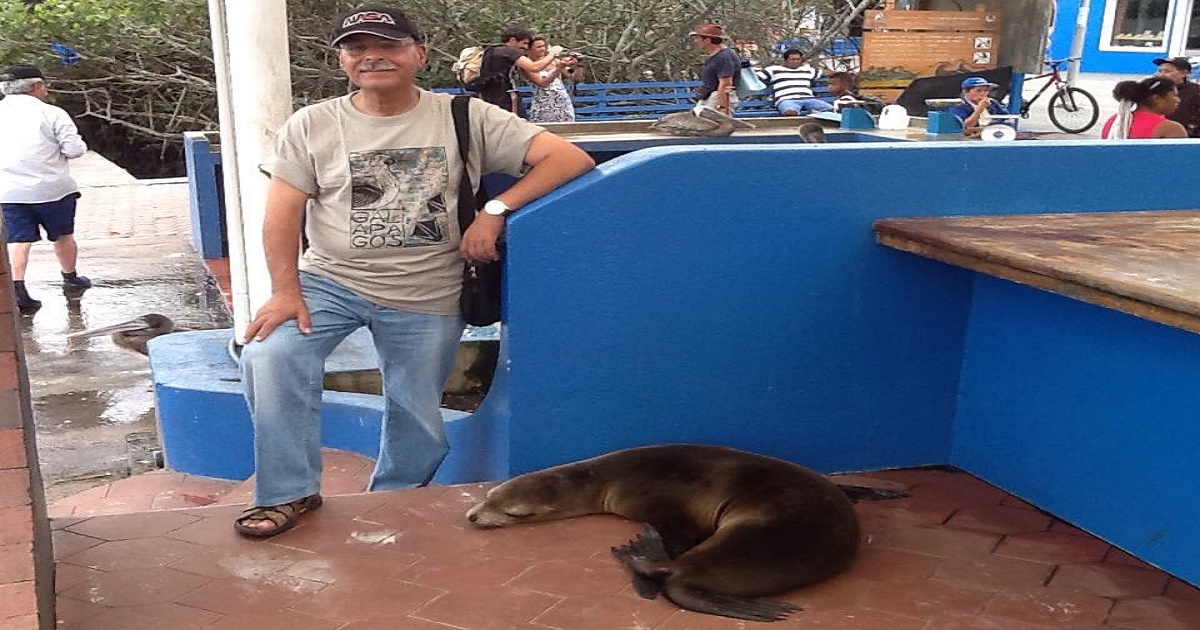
874;211;1200;333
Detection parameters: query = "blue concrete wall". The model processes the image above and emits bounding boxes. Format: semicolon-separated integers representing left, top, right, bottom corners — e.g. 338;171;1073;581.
954;276;1200;584
182;132;227;259
499;139;1200;477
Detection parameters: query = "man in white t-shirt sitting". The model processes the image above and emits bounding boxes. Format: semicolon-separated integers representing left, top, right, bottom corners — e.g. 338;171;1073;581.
757;49;833;116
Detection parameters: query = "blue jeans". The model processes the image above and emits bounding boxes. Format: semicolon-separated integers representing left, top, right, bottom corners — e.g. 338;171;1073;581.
776;98;834;115
240;271;464;507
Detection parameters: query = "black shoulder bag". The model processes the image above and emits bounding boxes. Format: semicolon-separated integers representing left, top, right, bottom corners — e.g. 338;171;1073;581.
451;95;503;327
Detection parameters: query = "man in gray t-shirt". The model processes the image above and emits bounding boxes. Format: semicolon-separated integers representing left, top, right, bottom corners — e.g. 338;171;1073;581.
234;5;594;538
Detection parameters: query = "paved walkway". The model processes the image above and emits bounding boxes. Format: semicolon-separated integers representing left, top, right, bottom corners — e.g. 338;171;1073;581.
66;151;194;244
18;153;230;502
52;467;1200;630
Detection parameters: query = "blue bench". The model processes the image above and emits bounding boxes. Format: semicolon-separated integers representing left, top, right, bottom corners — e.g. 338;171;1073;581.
436;79;832;120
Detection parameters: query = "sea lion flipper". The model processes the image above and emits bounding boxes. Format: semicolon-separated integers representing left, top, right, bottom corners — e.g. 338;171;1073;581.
837;484;910;501
662;584;802;622
611;525;672;598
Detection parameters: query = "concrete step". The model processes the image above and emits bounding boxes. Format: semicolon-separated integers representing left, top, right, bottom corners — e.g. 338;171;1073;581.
48;448;374;517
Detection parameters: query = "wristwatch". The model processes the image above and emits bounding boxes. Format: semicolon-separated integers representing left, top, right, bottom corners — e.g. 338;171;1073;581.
482;199;512;216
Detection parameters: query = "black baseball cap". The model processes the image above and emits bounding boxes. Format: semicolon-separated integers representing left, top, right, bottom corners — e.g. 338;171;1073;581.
331;5;422;46
2;65;44;81
1152;57;1192;72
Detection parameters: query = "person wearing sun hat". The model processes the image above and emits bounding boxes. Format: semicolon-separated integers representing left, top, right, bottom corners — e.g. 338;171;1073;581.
945;76;1011;137
1151;56;1200;137
231;4;594;538
688;22;742;115
0;64;92;313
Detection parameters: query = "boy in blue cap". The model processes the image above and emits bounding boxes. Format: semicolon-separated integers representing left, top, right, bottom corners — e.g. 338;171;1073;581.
946;76;1010;137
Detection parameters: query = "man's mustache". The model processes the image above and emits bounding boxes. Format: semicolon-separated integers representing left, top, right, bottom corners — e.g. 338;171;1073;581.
356;61;399;72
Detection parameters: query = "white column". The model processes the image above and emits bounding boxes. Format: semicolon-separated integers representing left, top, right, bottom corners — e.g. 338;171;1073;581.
206;0;294;340
1067;0;1091;86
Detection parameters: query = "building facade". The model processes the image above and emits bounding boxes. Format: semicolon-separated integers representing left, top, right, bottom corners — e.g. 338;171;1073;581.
1049;0;1199;73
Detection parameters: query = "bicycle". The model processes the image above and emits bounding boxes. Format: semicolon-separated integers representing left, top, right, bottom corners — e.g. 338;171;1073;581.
1018;57;1100;134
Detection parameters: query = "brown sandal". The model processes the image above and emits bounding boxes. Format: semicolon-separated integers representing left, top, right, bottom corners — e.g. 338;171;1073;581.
234;494;323;538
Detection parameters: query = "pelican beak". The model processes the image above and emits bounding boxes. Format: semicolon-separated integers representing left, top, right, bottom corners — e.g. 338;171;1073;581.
693;105;755;129
67;318;154;340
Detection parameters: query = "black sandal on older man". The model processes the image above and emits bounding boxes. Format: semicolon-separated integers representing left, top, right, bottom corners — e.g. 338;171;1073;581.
234;494;323;538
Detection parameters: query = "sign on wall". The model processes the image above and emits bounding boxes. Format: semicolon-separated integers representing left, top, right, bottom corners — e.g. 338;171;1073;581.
860;2;1003;99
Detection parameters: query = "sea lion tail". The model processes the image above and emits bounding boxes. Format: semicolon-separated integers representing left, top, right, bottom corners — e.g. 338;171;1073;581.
611;524;672;599
837;484;910;501
662;584;802;622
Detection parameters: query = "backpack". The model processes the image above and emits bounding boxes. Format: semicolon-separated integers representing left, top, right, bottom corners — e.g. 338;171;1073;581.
452;45;486;88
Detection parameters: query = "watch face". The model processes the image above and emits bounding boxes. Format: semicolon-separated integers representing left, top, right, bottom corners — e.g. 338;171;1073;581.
484;200;509;215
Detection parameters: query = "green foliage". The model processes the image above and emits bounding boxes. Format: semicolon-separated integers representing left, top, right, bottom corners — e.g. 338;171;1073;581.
1;0;216;142
1;0;835;153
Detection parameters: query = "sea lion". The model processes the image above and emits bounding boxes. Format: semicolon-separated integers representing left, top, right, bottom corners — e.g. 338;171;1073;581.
797;122;828;143
465;444;863;622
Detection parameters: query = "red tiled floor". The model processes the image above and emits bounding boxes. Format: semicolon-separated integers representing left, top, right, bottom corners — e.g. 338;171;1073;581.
58;566;212;607
0;429;27;470
49;467;1200;629
1107;595;1200;630
944;504;1054;536
0;613;38;630
982;586;1113;626
0;544;33;583
531;591;677;629
994;530;1112;564
63;602;220;630
202;257;232;310
50;530;102;560
0;582;35;619
0;469;31;510
0;506;31;546
859;576;991;619
1049;561;1171;598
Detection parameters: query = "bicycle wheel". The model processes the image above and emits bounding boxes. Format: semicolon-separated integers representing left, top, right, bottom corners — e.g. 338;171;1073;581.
1047;87;1099;134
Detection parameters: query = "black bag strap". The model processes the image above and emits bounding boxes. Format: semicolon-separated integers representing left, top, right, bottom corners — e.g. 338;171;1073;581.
451;94;476;236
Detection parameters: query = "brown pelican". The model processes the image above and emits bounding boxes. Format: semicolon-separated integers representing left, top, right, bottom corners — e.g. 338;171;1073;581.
67;313;184;355
648;105;755;137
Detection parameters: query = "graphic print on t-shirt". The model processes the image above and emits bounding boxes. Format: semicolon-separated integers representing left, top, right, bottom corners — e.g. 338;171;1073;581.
348;147;450;249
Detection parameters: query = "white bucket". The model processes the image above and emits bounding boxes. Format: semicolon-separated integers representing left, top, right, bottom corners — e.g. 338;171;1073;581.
877;104;910;130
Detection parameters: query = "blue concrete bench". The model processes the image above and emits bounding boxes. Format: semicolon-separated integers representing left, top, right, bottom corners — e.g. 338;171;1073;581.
436;79;832;120
558;80;792;119
148;327;502;484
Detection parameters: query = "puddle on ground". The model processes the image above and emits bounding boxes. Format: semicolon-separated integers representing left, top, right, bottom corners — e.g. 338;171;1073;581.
32;389;156;432
15;248;232;492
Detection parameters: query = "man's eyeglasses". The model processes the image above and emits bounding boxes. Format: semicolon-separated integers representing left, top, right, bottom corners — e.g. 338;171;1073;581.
336;40;416;56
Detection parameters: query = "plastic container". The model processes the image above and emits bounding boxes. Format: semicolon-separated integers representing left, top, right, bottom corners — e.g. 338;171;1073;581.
877;104;911;130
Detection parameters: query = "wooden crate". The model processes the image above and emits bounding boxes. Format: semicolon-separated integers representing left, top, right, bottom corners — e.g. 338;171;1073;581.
860;3;1001;90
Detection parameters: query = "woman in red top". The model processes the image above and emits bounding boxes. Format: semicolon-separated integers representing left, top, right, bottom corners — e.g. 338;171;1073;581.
1102;77;1187;139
